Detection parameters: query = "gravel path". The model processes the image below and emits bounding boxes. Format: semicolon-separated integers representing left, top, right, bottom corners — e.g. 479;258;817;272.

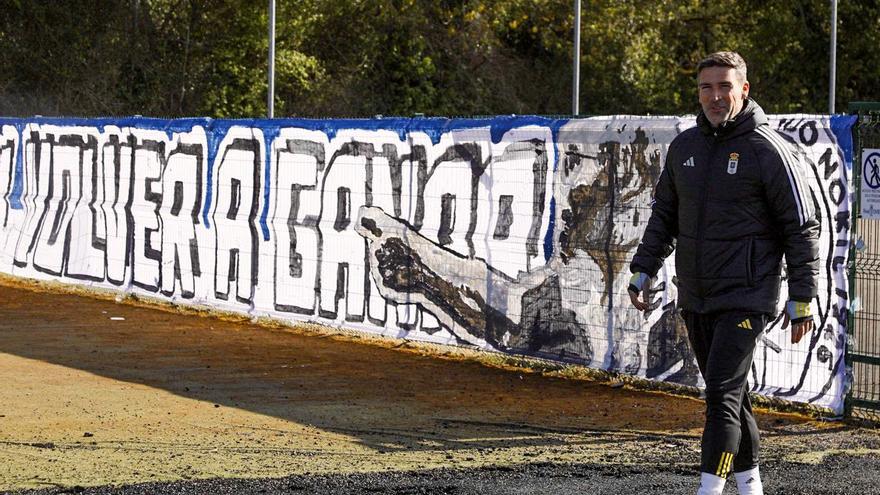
12;454;880;495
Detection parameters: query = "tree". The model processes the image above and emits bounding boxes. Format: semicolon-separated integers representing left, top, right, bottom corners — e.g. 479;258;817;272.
0;0;876;118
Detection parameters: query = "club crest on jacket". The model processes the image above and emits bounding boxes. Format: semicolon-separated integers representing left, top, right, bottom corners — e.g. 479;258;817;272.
727;152;739;175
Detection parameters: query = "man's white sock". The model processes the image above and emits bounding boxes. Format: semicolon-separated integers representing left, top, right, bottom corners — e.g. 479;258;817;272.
697;472;726;495
734;467;764;495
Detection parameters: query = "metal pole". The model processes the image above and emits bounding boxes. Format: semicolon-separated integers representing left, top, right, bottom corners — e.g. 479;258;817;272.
829;0;837;114
572;0;581;116
268;0;276;118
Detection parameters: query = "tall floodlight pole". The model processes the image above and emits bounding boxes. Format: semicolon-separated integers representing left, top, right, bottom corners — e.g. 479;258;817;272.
829;0;838;114
268;0;276;118
572;0;581;116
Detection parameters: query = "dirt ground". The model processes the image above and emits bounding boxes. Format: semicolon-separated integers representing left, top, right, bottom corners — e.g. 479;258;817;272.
0;279;878;493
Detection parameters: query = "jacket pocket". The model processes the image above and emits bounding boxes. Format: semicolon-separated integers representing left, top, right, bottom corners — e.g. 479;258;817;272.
697;237;751;283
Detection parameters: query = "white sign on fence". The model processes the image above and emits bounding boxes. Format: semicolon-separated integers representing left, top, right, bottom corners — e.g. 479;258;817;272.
862;148;880;218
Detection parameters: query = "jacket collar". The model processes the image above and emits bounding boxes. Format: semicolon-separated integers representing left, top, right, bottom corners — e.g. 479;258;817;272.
697;98;768;139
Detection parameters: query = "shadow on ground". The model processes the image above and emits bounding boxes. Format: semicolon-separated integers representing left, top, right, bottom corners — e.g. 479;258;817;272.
0;282;718;456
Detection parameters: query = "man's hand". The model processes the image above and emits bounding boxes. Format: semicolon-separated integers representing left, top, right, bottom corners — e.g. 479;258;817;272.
628;272;650;312
782;300;814;344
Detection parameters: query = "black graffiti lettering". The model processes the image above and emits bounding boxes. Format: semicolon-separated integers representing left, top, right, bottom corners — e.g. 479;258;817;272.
27;133;66;274
415;143;485;256
86;138;105;257
494;139;550;261
823;324;835;341
776;119;797;132
318;140;382;322
12;132;41;267
130;139;165;293
334;186;351;231
318;262;362;322
213;137;261;305
227;178;241;220
273;139;324;315
369;143;408;326
460;142;486;253
160;142;204;298
333;264;348;316
799;120;818;146
529;141;549;259
828;178;845;206
330;140;395;319
227;250;239;284
171;181;184;216
494;195;514;240
835;211;850;234
101;134;135;286
394;144;434;328
189;237;201;276
411;146;429;231
30;134;105;281
61;134;105;282
288;187;304;278
0;138;14;228
416;310;440;334
833;303;848;327
819;147;838;181
386;143;405;218
438;193;455;246
817;345;832;371
48;169;70;246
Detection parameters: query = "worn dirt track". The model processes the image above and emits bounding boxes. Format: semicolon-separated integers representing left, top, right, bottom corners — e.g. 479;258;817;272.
0;280;878;494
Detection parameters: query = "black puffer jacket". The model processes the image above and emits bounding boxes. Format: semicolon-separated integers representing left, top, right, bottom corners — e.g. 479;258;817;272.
630;99;820;315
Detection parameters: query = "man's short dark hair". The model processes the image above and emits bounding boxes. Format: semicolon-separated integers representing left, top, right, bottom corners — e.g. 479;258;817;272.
697;51;748;83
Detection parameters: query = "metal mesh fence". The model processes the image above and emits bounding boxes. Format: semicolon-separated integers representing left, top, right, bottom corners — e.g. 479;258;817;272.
848;102;880;421
0;116;859;415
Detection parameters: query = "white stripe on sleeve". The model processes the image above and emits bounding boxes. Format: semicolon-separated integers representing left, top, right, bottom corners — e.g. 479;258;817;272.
756;126;812;226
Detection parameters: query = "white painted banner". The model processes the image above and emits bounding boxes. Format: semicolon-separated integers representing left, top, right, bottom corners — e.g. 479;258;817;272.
0;114;858;414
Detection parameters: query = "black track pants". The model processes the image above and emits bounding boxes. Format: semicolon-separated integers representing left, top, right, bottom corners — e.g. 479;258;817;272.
683;310;765;477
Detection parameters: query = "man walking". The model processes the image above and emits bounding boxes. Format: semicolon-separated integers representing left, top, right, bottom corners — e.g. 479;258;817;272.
628;51;819;495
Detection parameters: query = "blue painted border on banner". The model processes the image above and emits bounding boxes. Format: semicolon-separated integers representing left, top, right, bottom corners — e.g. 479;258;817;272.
10;122;24;210
543;198;556;261
830;115;857;170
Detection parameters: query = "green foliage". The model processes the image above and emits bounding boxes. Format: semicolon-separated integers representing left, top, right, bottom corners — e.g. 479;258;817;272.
0;0;876;118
